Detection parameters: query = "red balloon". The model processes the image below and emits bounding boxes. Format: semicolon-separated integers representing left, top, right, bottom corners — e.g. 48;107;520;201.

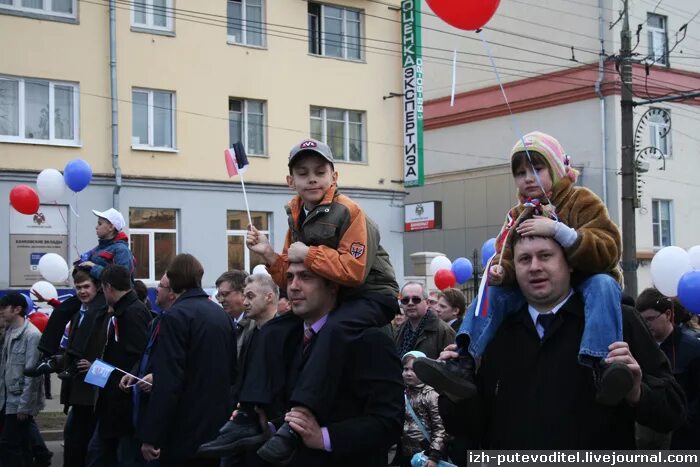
10;184;40;215
426;0;501;31
434;269;457;291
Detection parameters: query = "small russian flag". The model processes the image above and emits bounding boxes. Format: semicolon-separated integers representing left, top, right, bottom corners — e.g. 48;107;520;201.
224;142;250;177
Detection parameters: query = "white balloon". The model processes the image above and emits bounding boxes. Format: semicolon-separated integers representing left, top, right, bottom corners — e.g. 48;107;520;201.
36;168;66;202
252;264;270;276
429;255;452;276
650;246;692;297
30;281;58;302
689;245;700;270
38;253;70;283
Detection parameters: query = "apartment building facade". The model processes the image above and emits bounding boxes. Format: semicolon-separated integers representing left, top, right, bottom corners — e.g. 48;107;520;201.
0;0;407;288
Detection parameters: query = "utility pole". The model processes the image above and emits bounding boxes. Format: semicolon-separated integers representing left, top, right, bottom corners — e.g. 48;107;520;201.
620;0;638;297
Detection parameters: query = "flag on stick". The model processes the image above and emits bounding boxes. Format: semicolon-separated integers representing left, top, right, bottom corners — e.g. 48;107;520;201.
84;359;116;388
224;142;253;227
224;142;250;177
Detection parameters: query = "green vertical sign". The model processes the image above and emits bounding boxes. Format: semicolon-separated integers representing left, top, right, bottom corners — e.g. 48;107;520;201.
401;0;424;187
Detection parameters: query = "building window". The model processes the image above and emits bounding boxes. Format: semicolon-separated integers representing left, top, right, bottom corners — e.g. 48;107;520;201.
227;0;265;47
647;13;668;65
227;210;269;273
129;208;178;282
308;2;362;60
649;108;671;157
0;76;79;144
229;98;266;155
310;106;365;162
132;0;173;32
132;89;175;149
651;199;672;248
0;0;75;18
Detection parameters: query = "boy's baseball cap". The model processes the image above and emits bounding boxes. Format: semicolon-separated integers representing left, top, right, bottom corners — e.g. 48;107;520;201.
288;138;335;168
92;208;125;231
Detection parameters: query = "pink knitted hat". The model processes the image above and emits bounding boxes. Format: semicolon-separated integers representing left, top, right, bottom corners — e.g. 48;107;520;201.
511;131;578;185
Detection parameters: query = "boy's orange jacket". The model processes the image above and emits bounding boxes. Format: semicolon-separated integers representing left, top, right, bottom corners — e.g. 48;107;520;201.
493;177;623;286
267;185;398;297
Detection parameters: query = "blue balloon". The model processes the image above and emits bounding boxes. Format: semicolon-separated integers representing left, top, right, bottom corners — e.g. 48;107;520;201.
22;293;35;313
481;238;497;268
64;159;92;193
451;257;474;284
678;270;700;315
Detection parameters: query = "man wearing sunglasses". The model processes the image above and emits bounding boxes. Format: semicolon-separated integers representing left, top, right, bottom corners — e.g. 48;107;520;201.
394;282;455;359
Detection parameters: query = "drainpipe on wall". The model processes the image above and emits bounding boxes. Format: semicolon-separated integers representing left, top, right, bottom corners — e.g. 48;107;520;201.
110;0;122;209
595;0;608;207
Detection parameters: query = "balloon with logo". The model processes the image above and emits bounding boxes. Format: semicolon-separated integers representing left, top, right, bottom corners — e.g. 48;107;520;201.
252;264;270;276
434;269;457;291
63;159;92;193
429;255;452;276
30;280;59;303
451;257;474;284
36;168;66;202
678;270;700;314
9;185;40;215
689;245;700;270
650;246;691;297
426;0;501;30
38;253;70;283
481;238;497;268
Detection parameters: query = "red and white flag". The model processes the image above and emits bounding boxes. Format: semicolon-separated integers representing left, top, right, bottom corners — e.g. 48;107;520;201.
224;142;249;177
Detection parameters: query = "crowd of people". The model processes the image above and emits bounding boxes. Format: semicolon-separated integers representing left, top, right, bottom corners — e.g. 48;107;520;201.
0;133;699;467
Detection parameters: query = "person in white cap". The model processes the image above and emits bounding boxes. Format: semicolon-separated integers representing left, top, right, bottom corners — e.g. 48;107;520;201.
78;208;134;282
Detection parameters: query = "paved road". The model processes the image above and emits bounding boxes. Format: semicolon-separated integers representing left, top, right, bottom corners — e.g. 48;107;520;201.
45;441;63;467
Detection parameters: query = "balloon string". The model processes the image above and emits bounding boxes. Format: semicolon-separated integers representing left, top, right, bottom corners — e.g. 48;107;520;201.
450;48;457;107
55;201;80;257
477;30;558;221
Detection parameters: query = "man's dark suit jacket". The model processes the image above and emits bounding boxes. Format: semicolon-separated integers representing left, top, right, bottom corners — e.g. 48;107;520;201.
138;288;237;463
287;325;404;467
456;293;686;449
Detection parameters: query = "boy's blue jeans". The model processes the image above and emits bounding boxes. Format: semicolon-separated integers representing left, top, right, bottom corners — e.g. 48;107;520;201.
456;274;622;365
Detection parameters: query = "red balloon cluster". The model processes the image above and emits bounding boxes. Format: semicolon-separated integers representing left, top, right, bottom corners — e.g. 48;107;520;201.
434;269;457;291
9;185;40;215
426;0;501;31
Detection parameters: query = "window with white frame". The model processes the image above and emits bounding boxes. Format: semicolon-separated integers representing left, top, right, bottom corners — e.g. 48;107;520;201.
132;89;175;149
132;0;173;32
0;76;79;144
651;199;673;248
0;0;75;18
129;208;178;282
648;108;671;157
647;13;668;65
227;210;269;273
310;106;365;162
308;2;362;60
229;98;266;155
227;0;265;47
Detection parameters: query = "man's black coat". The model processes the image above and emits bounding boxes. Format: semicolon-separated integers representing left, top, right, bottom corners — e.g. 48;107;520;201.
138;288;237;463
94;290;150;439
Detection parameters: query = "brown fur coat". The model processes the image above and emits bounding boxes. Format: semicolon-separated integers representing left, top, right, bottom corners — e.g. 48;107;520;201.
492;178;622;286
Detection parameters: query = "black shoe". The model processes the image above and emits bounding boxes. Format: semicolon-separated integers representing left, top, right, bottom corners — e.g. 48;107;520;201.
257;422;300;465
24;356;59;377
413;355;477;402
196;411;269;458
594;361;634;406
